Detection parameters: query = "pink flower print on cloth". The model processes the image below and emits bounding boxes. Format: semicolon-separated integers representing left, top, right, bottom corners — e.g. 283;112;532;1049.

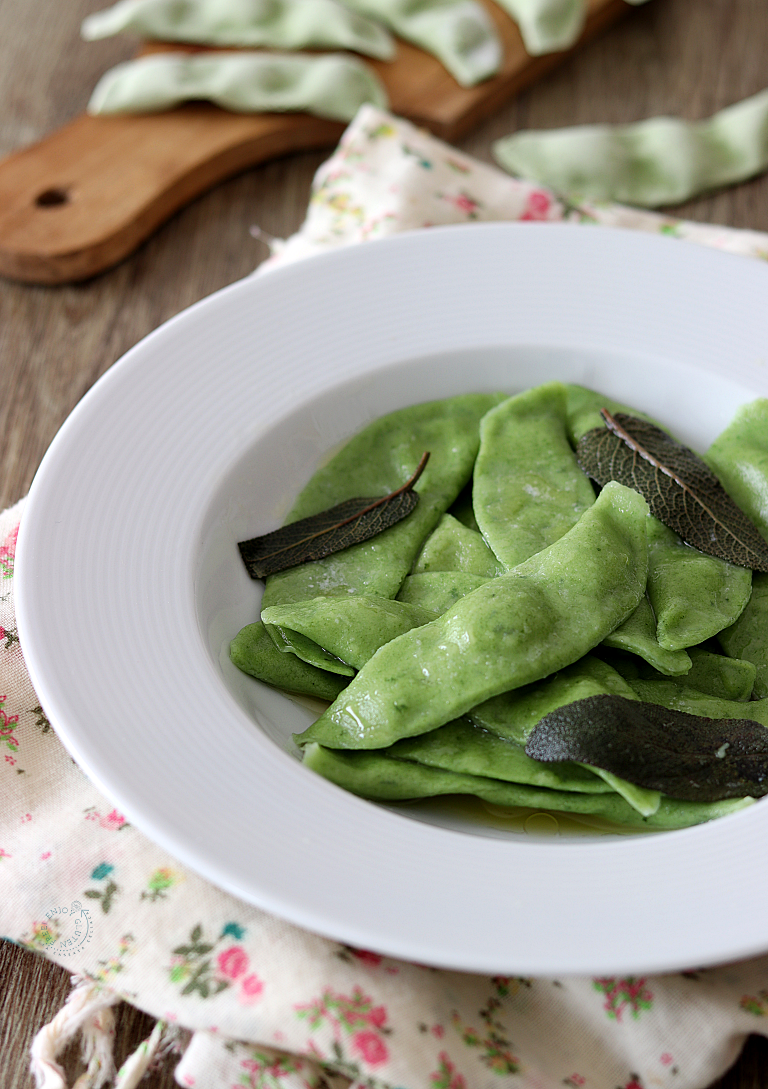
520;189;555;220
0;523;18;579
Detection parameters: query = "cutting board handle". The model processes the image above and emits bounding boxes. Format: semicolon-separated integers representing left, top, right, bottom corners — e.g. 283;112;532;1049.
0;108;344;284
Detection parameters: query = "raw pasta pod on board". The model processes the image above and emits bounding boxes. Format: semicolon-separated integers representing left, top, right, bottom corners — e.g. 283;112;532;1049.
341;0;502;86
82;0;395;58
87;51;389;120
296;481;650;750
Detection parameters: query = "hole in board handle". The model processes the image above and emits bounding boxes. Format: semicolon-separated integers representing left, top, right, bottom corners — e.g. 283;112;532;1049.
35;187;70;208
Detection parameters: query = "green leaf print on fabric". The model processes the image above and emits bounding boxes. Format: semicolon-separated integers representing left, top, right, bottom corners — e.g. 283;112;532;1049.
593;977;653;1020
235;1048;324;1088
740;989;768;1015
88;932;135;985
0;696;20;770
84;867;119;914
450;984;520;1074
140;866;180;901
169;923;264;1003
295;987;391;1073
431;1050;467;1089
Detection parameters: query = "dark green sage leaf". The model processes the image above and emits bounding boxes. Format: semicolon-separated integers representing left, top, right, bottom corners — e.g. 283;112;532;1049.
238;452;430;579
525;692;768;801
576;411;768;571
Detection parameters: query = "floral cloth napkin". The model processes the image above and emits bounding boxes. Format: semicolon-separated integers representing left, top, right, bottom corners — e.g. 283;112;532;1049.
4;105;768;1089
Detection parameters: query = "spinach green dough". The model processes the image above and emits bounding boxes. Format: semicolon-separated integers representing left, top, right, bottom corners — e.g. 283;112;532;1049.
718;572;768;698
261;394;505;614
646;517;752;650
303;744;750;830
295;481;649;749
230;621;349;701
261;595;432;672
231;386;768;831
473;382;596;570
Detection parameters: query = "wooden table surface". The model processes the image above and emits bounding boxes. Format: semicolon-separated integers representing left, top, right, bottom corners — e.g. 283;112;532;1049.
2;0;768;1084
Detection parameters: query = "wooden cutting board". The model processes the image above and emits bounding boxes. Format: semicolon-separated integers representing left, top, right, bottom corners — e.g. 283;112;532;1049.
0;0;627;284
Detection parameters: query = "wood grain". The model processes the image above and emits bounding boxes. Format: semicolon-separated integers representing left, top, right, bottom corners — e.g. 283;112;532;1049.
2;0;768;1085
0;0;628;284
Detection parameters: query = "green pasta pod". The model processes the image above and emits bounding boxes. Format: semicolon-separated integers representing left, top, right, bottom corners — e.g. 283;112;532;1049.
261;595;432;672
706;398;768;541
465;653;659;815
261;394;505;613
296;481;649;749
601;595;691;676
87;51;388;121
396;571;492;619
341;0;502;86
473;382;596;570
622;675;768;729
564;383;660;446
490;0;584;55
718;572;768;699
229;621;350;700
389;716;614;793
82;0;395;58
646;517;752;651
492;87;768;207
413;513;503;577
608;645;756;703
302;744;750;829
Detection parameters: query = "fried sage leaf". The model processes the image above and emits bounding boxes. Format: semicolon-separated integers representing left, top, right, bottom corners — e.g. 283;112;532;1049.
239;453;429;579
525;693;768;801
576;411;768;572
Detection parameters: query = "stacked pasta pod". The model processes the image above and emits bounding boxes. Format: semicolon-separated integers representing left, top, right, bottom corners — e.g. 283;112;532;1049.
81;0;649;120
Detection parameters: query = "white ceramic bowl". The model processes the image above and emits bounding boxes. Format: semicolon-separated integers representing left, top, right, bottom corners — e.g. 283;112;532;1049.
16;222;768;974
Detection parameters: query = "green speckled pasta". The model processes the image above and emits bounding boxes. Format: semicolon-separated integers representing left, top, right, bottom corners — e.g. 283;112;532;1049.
87;51;388;121
718;572;768;699
261;595;432;671
261;394;504;615
396;571;491;618
342;0;502;86
622;676;768;729
490;0;584;55
296;481;649;749
82;0;395;58
413;513;502;578
492;87;768;207
646;517;752;651
302;744;750;829
389;717;613;793
229;621;349;700
402;656;659;814
473;383;596;569
602;595;692;676
468;656;639;744
706;398;768;540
